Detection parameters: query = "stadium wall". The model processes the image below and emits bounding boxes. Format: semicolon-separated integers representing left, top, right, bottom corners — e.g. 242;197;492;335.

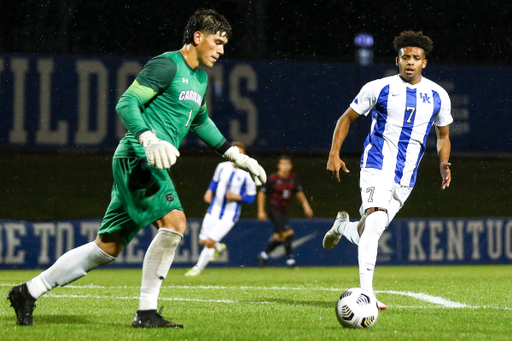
1;218;511;269
0;54;511;153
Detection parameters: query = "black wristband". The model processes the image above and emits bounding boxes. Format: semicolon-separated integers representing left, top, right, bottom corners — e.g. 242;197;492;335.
215;140;232;155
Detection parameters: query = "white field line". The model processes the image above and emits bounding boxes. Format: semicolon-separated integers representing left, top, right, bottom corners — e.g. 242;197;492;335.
380;290;473;308
1;283;510;310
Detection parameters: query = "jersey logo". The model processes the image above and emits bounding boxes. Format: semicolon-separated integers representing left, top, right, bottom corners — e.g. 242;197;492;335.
419;93;431;103
182;78;189;84
179;90;203;106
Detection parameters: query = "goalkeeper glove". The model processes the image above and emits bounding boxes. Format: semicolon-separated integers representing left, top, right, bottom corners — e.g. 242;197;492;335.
223;146;267;186
138;131;180;170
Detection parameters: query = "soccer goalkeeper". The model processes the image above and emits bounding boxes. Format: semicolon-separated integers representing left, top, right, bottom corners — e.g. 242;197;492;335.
8;9;266;329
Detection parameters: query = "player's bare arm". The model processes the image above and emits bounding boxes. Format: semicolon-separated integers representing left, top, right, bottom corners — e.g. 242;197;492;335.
203;189;213;203
296;191;313;217
327;108;360;181
226;190;241;202
257;191;267;220
436;125;452;189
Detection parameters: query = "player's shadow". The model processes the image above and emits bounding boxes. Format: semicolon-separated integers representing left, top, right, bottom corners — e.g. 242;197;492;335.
261;299;334;308
31;314;126;326
34;315;94;325
0;314;88;326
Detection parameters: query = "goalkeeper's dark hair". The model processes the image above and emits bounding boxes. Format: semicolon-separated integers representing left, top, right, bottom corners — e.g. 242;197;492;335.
183;9;232;45
393;31;433;57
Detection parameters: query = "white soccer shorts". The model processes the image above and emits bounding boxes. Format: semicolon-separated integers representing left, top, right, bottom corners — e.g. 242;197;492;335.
199;213;236;242
359;168;413;224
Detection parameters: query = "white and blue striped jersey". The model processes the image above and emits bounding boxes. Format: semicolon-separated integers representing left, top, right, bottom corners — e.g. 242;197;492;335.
351;74;453;187
206;161;256;222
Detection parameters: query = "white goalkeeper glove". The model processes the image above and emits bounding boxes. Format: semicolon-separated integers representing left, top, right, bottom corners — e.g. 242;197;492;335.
138;131;180;170
223;146;267;186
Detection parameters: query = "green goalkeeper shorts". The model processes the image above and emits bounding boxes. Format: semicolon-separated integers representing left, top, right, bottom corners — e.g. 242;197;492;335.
98;157;183;246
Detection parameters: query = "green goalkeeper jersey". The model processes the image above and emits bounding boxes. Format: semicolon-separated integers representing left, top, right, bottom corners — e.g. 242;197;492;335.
114;51;226;158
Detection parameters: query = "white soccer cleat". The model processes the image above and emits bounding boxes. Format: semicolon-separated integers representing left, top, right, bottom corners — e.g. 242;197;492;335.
370;291;387;310
322;211;349;250
286;258;297;269
184;268;201;277
376;298;387;310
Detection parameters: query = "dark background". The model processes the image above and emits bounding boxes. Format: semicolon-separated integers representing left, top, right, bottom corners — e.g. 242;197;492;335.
1;0;511;220
1;0;511;65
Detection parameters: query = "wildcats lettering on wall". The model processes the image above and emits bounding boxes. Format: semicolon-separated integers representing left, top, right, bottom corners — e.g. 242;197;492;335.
0;53;511;153
1;218;511;269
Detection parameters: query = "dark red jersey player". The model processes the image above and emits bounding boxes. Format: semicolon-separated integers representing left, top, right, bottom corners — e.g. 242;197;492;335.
257;155;313;267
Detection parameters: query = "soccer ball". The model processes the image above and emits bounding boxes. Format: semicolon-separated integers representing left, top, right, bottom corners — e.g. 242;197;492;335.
335;288;379;328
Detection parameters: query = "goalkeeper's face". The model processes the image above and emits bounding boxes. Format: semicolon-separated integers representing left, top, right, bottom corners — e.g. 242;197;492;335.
196;31;229;67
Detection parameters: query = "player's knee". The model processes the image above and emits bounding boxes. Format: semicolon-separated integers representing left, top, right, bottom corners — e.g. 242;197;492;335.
284;229;294;238
95;234;124;258
363;210;388;236
156;209;187;234
366;208;388;226
274;232;287;242
204;239;216;248
358;208;388;237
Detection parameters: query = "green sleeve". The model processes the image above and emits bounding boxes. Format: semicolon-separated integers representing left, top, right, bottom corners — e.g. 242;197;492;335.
115;80;157;138
190;104;228;151
115;56;177;139
136;56;177;93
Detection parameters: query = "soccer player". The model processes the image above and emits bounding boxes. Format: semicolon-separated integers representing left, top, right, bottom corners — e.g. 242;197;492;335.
7;9;266;328
185;142;257;276
322;31;452;310
257;155;313;268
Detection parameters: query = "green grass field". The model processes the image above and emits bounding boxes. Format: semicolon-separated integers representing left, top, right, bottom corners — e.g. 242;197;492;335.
2;266;512;341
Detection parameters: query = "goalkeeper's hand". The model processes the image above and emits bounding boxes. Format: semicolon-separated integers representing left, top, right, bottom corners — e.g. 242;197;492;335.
223;146;267;186
138;131;180;170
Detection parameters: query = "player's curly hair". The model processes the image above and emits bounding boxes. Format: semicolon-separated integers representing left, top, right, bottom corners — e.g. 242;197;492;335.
183;9;232;45
393;31;433;57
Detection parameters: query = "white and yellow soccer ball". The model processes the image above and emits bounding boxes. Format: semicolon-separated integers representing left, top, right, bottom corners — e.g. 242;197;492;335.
335;288;379;329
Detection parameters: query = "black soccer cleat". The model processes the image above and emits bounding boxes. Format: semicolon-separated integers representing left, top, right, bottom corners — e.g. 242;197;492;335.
7;283;37;326
132;309;184;328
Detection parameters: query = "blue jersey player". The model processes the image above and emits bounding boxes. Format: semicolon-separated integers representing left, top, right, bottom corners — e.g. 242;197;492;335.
185;142;257;276
323;31;453;310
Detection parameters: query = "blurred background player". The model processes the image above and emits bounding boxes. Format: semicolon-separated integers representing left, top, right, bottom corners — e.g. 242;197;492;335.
323;31;452;309
7;9;266;328
185;142;257;276
257;155;313;268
